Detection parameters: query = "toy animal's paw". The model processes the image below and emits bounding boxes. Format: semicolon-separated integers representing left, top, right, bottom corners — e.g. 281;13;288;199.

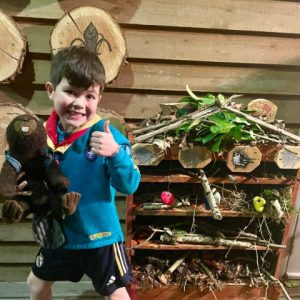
2;200;29;223
62;192;81;217
32;214;65;248
56;177;70;189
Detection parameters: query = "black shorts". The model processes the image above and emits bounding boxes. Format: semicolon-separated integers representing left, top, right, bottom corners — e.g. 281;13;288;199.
32;242;133;296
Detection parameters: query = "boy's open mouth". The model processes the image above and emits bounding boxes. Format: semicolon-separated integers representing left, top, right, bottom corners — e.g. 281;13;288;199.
68;111;86;117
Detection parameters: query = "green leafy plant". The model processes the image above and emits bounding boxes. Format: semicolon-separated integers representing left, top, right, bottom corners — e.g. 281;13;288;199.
169;86;264;152
174;110;258;152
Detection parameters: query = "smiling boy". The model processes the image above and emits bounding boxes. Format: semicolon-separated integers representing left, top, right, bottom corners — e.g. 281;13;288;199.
26;46;141;300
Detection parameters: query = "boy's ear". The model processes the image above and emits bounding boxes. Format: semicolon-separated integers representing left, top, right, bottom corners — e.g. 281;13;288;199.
45;82;54;101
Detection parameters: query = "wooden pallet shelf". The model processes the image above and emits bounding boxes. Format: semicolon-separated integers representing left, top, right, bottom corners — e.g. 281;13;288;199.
134;284;281;300
141;174;294;185
134;206;265;217
127;147;300;300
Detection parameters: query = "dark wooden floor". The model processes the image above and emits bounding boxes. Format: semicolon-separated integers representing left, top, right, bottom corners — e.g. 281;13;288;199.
0;282;299;300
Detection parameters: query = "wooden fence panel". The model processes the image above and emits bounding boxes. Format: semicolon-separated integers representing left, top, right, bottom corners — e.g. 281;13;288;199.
2;0;300;34
20;24;300;66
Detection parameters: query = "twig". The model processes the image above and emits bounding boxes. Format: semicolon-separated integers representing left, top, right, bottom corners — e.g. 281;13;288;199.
198;170;222;220
160;230;263;249
199;260;223;291
134;106;220;142
132;119;174;135
262;269;292;300
220;104;300;143
158;252;191;285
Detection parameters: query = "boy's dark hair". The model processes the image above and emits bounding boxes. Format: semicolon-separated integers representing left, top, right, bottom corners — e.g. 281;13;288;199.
50;46;106;92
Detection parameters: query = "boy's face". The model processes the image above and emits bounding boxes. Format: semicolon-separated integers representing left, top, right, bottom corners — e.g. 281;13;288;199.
46;77;101;133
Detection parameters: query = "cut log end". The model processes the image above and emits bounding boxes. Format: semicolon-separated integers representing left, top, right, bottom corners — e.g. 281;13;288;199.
0;10;26;83
50;6;126;84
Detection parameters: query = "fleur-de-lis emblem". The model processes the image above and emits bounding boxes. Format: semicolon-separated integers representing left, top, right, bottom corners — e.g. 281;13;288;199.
70;22;112;54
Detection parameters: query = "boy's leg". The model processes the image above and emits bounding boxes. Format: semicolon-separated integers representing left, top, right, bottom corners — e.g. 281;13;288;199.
27;271;54;300
84;243;134;298
104;287;130;300
28;248;84;300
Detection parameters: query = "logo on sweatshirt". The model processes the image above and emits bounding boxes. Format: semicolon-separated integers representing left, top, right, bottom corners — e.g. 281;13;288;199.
89;231;112;241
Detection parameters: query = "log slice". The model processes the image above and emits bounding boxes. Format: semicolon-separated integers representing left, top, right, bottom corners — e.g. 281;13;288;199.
50;6;126;84
0;9;26;83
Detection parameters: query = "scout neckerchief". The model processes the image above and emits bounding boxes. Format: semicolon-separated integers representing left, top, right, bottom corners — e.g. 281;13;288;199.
45;110;101;153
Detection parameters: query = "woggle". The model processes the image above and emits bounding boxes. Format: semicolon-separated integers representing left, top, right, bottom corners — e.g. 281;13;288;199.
253;196;266;212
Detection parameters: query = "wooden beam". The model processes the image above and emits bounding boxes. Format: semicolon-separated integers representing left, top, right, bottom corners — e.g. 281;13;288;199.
30;60;300;95
0;89;298;123
19;24;300;66
2;0;300;34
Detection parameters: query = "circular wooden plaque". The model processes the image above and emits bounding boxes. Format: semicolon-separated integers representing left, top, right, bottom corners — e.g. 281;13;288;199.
0;9;26;83
50;6;126;84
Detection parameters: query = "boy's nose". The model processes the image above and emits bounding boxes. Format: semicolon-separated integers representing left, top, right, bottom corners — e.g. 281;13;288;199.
72;96;85;108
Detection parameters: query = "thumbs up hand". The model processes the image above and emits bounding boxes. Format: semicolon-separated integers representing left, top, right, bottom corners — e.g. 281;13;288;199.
90;120;120;157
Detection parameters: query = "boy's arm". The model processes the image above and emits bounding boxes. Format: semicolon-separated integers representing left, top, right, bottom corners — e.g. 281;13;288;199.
106;144;141;195
90;121;141;194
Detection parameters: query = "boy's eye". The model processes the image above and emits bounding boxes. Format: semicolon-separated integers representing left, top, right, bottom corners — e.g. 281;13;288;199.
86;94;96;101
65;90;75;95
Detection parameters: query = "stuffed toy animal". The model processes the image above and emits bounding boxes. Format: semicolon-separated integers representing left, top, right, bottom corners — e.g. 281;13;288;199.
0;114;80;248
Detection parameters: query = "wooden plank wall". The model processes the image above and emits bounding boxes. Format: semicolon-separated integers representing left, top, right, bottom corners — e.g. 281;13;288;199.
0;0;300;293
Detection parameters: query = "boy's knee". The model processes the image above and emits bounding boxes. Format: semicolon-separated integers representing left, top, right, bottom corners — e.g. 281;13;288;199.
27;271;53;295
105;287;130;300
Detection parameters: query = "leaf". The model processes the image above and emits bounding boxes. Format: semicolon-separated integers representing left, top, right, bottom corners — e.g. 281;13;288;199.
186;84;201;100
176;122;191;135
234;116;251;125
187;119;201;131
211;136;223;152
217;94;226;106
223;111;236;121
199;97;216;106
249;130;256;139
241;130;256;141
230;126;242;142
208;112;225;123
197;132;218;144
176;103;197;118
178;96;196;103
206;93;216;99
210;122;235;134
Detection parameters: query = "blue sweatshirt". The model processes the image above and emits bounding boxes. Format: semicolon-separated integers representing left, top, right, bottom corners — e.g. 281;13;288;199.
47;118;140;249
